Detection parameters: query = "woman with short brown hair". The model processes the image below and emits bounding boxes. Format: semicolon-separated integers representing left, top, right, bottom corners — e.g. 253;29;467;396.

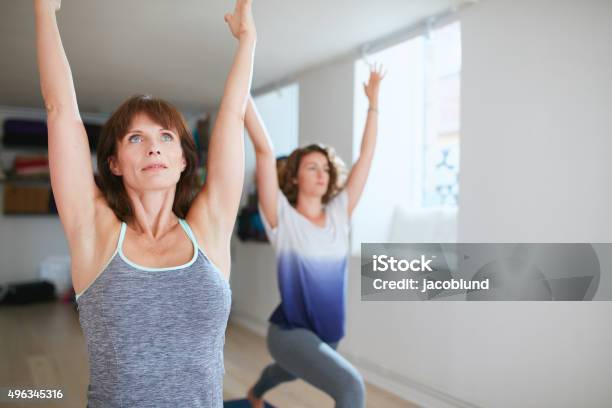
34;0;257;406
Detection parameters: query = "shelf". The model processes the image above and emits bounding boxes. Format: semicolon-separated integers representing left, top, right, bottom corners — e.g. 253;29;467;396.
2;119;102;151
0;174;50;184
0;147;49;154
2;212;58;216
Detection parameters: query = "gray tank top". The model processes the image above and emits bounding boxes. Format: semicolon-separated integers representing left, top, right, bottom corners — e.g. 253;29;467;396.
75;218;231;408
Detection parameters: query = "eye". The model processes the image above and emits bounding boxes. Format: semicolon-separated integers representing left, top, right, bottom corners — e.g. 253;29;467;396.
128;134;142;143
161;132;174;141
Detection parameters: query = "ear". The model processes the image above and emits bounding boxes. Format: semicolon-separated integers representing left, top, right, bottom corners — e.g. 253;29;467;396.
108;156;122;176
182;158;187;172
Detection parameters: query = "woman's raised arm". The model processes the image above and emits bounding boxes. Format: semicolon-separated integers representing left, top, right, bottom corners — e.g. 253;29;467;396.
244;96;279;228
187;0;256;267
345;63;385;217
34;0;100;244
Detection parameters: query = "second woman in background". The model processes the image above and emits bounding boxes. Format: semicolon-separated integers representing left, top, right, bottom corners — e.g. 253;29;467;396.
245;64;385;408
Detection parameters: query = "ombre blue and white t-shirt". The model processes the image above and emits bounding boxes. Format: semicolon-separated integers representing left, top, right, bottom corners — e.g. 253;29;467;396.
259;190;350;343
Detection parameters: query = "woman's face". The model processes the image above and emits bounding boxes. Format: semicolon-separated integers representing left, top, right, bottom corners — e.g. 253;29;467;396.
109;112;186;191
296;151;330;199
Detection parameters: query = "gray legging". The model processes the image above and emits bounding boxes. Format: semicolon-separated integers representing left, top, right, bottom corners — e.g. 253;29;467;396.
252;323;366;408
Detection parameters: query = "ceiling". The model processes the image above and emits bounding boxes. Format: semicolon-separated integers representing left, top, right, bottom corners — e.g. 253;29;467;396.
0;0;454;113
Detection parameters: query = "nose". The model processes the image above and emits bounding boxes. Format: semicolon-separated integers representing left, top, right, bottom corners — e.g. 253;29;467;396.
147;140;161;156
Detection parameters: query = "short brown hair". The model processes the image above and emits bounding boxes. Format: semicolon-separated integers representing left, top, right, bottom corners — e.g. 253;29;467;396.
96;95;199;222
279;143;346;205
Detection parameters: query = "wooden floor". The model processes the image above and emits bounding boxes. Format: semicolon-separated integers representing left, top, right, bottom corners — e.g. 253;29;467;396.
0;301;416;407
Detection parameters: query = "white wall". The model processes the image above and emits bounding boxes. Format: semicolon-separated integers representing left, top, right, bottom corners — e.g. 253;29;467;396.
452;0;612;406
230;1;612;407
298;60;355;160
0;215;68;284
459;0;612;243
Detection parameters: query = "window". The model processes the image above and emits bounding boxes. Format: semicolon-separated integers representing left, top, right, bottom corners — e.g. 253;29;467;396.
423;22;461;207
351;22;461;249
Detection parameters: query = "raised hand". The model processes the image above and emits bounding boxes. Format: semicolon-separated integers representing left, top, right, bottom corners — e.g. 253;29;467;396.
363;63;386;108
34;0;61;12
224;0;256;41
49;0;61;11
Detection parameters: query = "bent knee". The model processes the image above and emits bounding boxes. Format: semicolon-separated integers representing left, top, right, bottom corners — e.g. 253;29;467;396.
335;371;366;407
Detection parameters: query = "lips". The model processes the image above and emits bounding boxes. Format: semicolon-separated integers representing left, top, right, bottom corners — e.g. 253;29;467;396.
143;163;167;171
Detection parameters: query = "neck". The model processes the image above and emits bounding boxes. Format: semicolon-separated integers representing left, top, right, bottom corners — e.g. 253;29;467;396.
295;193;324;219
125;186;179;240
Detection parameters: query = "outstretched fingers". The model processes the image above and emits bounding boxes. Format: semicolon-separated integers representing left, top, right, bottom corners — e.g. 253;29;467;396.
371;63;386;79
224;0;256;40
